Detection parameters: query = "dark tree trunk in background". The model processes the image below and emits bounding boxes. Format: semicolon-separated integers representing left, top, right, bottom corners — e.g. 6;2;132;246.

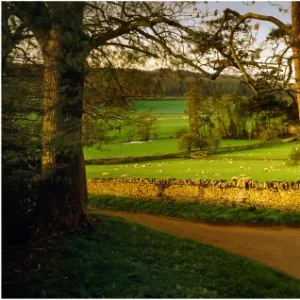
36;3;89;230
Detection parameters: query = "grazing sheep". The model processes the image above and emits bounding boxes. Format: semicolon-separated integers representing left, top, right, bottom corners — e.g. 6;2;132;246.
102;172;109;176
114;168;120;171
158;169;164;173
120;174;128;178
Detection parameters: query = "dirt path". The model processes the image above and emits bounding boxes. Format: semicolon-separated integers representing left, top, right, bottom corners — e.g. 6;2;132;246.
100;209;300;279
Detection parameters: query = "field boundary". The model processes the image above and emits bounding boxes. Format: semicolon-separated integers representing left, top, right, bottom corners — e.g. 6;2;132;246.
88;178;300;212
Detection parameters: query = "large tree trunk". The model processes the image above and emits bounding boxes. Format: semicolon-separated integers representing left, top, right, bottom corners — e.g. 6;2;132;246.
36;4;89;231
292;2;300;121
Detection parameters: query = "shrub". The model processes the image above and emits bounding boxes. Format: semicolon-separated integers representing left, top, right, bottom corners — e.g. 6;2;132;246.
258;129;279;142
288;147;300;165
178;133;200;152
173;128;189;139
207;136;221;149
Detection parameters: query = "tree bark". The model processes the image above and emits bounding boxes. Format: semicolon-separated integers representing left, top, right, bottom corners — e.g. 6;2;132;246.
292;2;300;121
36;5;89;231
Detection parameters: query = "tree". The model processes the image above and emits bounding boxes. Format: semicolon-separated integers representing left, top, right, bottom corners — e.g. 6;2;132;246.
202;2;300;120
4;2;217;232
136;112;158;142
178;133;201;152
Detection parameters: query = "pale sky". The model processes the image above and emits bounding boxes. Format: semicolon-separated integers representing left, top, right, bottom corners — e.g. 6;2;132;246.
200;1;291;41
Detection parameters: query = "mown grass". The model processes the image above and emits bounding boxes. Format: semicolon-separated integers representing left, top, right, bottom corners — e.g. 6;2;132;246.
4;213;300;298
90;195;300;226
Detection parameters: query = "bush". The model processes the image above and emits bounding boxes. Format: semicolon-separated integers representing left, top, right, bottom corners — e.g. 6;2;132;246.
173;128;189;139
178;133;200;152
207;136;221;149
258;129;279;142
288;147;300;165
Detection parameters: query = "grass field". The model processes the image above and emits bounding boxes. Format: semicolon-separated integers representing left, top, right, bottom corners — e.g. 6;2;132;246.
86;157;300;181
133;99;187;116
84;138;258;159
214;141;300;160
4;213;300;298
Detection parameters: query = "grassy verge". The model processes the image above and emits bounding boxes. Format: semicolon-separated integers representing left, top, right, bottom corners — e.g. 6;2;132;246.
89;195;300;226
3;213;300;298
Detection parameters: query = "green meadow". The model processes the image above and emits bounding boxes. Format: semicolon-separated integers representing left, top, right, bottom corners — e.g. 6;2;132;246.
85;99;300;182
84;138;259;159
86;155;300;181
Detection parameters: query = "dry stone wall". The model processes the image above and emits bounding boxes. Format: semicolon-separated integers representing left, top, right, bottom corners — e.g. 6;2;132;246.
88;178;300;212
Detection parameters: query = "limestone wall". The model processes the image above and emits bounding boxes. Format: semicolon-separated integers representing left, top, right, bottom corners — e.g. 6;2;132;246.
88;178;300;212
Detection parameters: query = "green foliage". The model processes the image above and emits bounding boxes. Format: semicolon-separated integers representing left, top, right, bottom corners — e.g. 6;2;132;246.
136;112;158;141
259;128;279;142
2;65;42;243
178;133;200;152
173;127;189;138
288;147;300;165
4;214;300;298
90;195;300;226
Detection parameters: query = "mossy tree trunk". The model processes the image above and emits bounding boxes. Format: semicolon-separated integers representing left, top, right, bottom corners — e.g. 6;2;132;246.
36;4;89;231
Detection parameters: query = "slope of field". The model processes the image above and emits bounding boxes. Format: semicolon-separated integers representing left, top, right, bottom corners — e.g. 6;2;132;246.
84;139;258;159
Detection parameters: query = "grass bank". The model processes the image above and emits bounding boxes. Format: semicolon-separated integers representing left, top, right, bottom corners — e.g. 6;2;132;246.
3;213;300;298
84;138;259;160
90;195;300;226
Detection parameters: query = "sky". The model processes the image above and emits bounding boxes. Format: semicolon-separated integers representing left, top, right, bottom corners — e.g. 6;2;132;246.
199;1;291;41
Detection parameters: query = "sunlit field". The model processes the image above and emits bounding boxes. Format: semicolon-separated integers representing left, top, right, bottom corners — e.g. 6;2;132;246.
84;139;259;159
86;156;300;182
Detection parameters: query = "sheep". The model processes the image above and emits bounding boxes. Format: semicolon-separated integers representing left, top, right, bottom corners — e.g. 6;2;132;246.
120;174;128;178
102;172;109;176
